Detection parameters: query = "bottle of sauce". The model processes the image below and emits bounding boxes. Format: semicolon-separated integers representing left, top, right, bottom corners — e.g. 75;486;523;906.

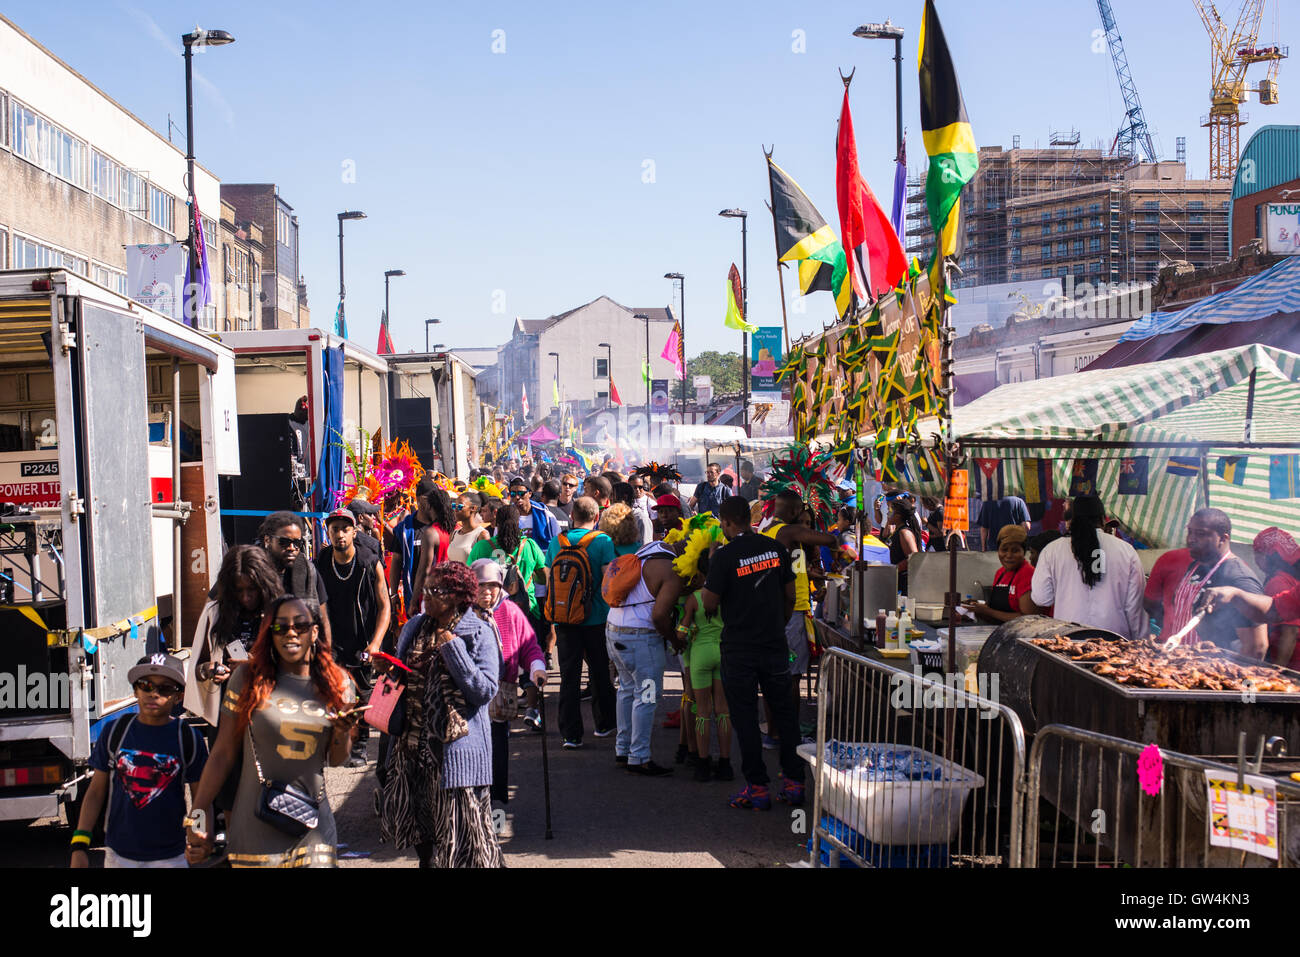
875;609;887;649
884;608;899;650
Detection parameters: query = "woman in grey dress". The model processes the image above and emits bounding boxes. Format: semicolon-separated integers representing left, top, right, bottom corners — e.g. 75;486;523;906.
186;595;359;868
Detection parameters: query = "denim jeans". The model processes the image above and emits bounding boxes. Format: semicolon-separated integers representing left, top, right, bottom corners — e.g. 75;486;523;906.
606;624;666;764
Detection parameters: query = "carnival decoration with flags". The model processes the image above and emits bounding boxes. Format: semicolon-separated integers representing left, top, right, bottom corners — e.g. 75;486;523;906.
1269;455;1300;499
1216;455;1248;486
1167;456;1200;478
661;322;685;379
918;0;979;295
766;153;852;318
1117;456;1150;496
836;80;908;302
521;382;530;419
724;264;757;334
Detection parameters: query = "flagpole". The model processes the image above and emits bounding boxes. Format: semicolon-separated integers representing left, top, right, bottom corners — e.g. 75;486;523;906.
940;257;959;675
761;171;794;355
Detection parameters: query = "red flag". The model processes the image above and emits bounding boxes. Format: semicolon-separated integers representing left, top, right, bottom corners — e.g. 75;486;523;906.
376;309;395;355
609;376;623;406
836;87;908;302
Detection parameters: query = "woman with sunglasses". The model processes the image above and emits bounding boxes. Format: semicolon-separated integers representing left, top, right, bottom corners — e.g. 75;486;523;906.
186;545;283;728
449;491;490;564
377;561;503;867
186;596;359;868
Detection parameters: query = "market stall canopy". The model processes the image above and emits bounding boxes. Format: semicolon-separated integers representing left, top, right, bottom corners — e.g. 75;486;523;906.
895;344;1300;547
1087;257;1300;369
518;424;559;443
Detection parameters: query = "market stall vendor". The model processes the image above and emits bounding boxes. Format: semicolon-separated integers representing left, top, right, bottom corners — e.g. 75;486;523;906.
970;525;1035;623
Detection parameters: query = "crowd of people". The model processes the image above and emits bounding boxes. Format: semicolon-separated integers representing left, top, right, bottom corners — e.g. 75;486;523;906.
71;446;1300;871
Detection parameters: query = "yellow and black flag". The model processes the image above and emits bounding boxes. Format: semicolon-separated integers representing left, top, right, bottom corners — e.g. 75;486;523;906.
767;156;852;318
918;0;978;270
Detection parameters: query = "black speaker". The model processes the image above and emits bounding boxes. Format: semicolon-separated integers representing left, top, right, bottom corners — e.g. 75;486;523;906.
391;397;435;472
220;413;296;545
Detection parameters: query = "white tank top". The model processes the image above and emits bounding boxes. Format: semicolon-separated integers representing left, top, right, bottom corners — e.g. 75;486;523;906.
607;542;675;631
449;527;486;564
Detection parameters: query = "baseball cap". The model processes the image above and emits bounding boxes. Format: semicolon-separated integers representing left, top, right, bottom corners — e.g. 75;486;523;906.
655;493;682;509
471;558;506;585
347;498;380;517
325;507;356;527
127;652;186;689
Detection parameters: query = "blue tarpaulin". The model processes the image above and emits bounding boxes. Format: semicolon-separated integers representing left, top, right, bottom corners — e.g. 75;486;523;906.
1118;256;1300;342
313;344;345;515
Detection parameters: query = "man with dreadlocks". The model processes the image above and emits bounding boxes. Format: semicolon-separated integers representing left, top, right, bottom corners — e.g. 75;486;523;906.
759;446;852;692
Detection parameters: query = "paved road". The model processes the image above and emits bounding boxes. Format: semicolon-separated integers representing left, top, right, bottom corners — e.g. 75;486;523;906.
1;667;815;868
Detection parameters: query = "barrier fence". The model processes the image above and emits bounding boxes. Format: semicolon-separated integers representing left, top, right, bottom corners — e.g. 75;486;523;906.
809;648;1028;868
1025;723;1300;869
809;649;1298;869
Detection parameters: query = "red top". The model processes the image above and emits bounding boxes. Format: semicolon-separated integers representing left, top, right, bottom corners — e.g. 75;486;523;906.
1144;549;1194;623
1266;572;1300;668
993;561;1035;611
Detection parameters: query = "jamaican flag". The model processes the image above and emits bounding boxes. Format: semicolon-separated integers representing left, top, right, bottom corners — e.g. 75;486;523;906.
767;157;852;318
918;0;978;272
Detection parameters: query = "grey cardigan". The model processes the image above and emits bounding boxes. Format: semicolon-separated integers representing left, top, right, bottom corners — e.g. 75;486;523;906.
397;611;502;789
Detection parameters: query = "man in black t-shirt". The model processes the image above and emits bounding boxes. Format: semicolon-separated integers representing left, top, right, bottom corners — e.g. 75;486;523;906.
703;497;805;810
316;508;390;767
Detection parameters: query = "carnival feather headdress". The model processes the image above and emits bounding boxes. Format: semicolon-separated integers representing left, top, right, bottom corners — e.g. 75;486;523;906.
760;442;839;531
632;461;682;484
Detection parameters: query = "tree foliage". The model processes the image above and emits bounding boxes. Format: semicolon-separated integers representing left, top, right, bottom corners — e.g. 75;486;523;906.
671;350;743;400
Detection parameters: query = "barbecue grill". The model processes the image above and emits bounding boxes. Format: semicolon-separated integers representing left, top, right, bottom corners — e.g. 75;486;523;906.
978;616;1300;866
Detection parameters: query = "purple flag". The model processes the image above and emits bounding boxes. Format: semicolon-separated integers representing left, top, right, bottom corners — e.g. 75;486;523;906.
890;136;907;244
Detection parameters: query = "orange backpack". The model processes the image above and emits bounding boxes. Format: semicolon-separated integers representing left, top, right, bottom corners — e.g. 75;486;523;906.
543;531;601;625
601;553;645;608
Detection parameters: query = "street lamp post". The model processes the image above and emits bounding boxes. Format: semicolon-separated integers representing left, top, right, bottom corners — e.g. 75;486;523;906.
633;313;651;414
547;351;560;417
597;342;612;409
664;272;685;421
718;210;749;436
853;20;905;158
337;210;366;335
181;28;235;328
425;318;442;353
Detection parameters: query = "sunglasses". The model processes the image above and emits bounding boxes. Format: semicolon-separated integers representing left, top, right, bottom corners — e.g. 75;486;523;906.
563;482;578;489
275;536;302;550
270;618;314;635
509;490;527;497
424;587;454;598
134;679;181;697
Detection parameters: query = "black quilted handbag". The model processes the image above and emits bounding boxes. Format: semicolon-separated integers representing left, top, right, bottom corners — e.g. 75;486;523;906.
247;729;321;837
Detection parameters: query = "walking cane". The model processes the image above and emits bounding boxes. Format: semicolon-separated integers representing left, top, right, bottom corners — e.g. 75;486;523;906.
537;687;554;839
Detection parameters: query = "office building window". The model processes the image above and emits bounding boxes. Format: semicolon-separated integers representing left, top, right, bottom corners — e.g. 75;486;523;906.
1089;237;1101;252
11;100;87;189
594;357;608;378
0;227;6;267
1072;240;1084;255
596;391;608;403
92;262;127;296
276;207;292;243
0;89;8;148
1041;268;1053;279
1042;225;1051;237
1056;241;1068;256
14;233;88;274
148;184;175;233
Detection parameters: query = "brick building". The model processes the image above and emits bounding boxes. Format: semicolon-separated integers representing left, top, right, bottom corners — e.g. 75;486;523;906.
220;184;308;330
1229;125;1300;254
217;199;263;331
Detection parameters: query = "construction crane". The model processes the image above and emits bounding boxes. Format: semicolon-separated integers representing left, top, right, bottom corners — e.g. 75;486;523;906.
1195;0;1287;180
1096;0;1159;163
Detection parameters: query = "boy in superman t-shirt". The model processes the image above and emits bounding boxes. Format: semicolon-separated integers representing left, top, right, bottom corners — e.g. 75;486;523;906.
70;653;208;868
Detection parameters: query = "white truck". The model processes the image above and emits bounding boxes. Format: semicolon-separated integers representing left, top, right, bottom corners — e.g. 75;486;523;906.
0;269;239;825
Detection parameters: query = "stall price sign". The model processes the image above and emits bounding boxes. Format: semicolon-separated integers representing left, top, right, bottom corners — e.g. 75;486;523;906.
1205;770;1278;860
944;469;969;532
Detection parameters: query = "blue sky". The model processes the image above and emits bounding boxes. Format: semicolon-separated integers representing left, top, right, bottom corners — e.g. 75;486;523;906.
19;1;1296;358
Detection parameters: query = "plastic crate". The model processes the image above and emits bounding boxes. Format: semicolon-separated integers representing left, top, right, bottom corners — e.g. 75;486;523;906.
799;741;985;845
808;816;951;868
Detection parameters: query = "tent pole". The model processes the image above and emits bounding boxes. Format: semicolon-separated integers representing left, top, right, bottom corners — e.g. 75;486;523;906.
1200;452;1210;509
940;259;959;676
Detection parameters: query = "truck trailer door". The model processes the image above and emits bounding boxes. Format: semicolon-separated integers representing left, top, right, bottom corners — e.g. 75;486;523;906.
53;297;154;711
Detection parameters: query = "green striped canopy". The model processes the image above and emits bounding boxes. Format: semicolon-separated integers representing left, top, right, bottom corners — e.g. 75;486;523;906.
893;344;1300;546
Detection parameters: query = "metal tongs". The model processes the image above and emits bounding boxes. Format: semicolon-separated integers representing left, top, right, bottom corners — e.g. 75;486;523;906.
1160;612;1203;652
